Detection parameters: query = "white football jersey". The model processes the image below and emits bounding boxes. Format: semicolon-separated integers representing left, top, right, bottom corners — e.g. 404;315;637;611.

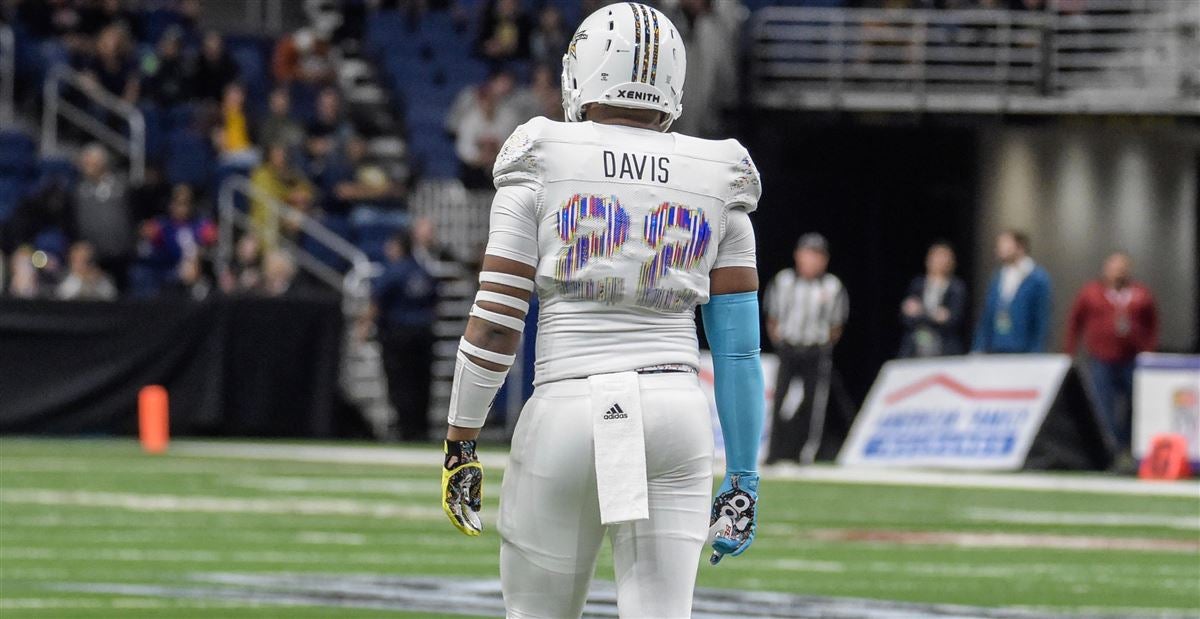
487;117;761;385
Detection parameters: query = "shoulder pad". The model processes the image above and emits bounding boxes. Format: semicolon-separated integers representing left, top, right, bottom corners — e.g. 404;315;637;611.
724;140;761;214
493;117;554;190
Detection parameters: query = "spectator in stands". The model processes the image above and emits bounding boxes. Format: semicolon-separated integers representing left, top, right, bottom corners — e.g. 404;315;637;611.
73;143;133;291
1011;0;1047;10
80;23;139;105
15;0;82;42
446;70;518;137
261;249;299;297
272;28;336;86
475;0;532;62
455;79;520;189
212;83;260;166
251;144;313;250
220;234;264;294
972;230;1052;354
669;0;741;137
368;231;438;441
138;184;217;275
3;175;74;256
410;215;456;269
79;0;142;40
529;64;563;120
57;241;117;301
326;135;406;214
529;5;567;70
190;30;240;102
140;25;190;108
1065;252;1159;451
257;87;305;151
764;233;851;465
6;246;46;299
899;242;967;357
164;253;212;300
306;87;353;170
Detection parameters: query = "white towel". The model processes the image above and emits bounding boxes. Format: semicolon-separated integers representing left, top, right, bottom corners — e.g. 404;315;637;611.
589;371;649;525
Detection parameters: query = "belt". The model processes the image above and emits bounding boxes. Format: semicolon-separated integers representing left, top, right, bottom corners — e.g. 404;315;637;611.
635;364;698;375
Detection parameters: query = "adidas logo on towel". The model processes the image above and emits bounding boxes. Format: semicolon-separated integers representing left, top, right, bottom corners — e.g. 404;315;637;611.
603;403;628;420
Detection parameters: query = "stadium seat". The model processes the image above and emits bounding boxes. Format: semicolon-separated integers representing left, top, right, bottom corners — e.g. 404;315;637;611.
0;177;26;223
138;103;166;162
226;36;272;115
0;130;36;177
37;156;77;188
165;130;214;187
301;213;354;274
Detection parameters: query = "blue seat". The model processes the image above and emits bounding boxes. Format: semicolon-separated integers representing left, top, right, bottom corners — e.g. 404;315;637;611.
37;156;77;188
165;130;214;187
138;103;166;162
301;213;354;274
0;177;27;223
0;130;36;176
166;102;197;131
212;161;256;201
227;37;271;114
366;11;408;58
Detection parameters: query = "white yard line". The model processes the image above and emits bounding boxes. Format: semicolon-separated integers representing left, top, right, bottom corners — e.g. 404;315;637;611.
963;508;1200;530
810;529;1200;553
231;476;438;495
168;440;1200;498
0;488;447;520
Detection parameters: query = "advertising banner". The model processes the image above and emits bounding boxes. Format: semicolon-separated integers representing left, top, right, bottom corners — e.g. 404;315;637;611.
1133;354;1200;467
838;355;1072;470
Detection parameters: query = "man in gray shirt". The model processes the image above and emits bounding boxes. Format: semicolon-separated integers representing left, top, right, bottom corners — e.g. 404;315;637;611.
764;233;849;464
73;144;133;291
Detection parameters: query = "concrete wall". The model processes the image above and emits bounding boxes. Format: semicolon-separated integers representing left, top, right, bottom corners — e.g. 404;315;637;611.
977;124;1198;352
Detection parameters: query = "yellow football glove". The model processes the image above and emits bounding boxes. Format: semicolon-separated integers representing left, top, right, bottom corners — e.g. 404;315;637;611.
441;439;483;536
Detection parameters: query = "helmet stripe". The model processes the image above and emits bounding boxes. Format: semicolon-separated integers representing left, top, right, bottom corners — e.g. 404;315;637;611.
647;5;660;86
637;3;652;84
630;3;642;82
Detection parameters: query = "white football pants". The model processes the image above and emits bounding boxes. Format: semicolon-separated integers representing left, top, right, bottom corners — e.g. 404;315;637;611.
498;372;714;619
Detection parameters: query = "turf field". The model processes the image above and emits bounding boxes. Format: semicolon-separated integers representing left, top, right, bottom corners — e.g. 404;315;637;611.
1;439;1197;618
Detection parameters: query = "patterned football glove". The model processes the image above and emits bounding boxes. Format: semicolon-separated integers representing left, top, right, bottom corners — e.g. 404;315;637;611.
707;472;759;565
441;439;483;536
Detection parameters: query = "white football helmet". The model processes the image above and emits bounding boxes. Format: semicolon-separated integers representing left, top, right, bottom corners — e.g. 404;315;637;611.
561;2;686;131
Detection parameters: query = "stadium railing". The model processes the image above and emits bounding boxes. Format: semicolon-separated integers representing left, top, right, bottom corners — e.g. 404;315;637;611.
0;24;13;127
215;174;375;300
216;175;404;437
751;0;1200;115
408;180;496;433
40;64;147;183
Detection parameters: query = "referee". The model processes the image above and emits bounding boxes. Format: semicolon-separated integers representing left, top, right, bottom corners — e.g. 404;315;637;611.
764;233;850;464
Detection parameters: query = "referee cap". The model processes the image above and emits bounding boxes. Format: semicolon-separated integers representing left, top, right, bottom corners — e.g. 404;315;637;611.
796;233;829;255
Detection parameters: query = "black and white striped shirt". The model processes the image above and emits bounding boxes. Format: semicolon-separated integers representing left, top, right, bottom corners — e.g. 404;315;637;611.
765;270;849;347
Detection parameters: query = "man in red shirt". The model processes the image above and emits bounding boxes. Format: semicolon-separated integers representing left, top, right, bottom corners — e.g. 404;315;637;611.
1065;252;1159;452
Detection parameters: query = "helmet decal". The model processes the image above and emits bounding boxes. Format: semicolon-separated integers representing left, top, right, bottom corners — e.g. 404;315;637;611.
568;31;587;60
630;3;642;82
648;6;660;85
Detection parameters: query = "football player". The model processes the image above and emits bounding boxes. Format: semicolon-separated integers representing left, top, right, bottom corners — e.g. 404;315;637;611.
440;3;765;617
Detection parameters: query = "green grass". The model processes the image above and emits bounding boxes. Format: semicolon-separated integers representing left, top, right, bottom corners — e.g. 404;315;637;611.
1;438;1197;617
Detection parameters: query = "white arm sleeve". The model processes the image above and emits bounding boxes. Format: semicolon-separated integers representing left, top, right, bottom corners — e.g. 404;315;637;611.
483;185;539;267
713;208;757;270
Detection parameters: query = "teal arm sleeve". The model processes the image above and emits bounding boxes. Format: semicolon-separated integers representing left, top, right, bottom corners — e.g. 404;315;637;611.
701;291;766;473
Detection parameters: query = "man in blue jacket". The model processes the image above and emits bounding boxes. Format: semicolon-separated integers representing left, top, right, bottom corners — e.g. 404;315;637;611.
973;230;1052;354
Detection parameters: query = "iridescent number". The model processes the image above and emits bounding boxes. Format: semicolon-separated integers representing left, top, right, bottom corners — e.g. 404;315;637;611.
554;194;710;308
638;202;711;308
555;193;631;282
